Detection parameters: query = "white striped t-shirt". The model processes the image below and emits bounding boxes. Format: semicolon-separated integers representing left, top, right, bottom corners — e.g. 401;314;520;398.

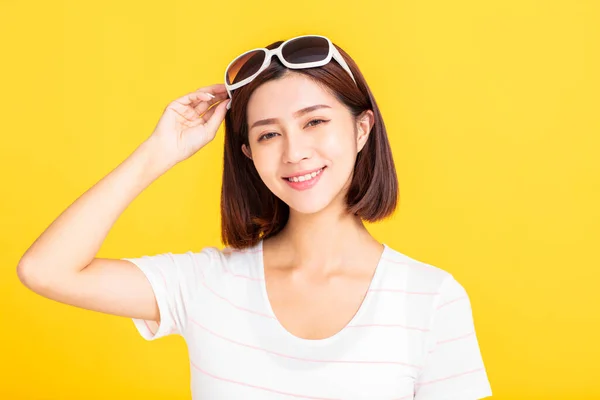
122;240;492;399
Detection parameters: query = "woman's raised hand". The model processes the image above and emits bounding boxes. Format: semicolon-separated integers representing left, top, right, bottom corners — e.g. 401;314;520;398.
148;84;229;166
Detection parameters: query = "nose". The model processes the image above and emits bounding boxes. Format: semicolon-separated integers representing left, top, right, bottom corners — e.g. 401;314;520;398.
282;130;313;164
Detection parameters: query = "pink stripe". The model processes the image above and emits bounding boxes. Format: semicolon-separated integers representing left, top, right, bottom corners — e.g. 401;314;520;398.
141;320;176;336
426;331;476;355
198;279;275;319
437;331;475;345
196;250;443;327
189;359;342;399
220;248;264;281
437;296;468;310
347;323;430;332
143;319;154;335
416;367;485;387
189;318;420;368
221;264;264;281
191;262;272;318
196;274;429;332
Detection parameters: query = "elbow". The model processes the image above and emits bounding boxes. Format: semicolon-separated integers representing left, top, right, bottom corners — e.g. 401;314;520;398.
16;258;48;292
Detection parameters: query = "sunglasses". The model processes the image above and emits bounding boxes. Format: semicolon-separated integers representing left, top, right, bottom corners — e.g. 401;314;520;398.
223;35;357;110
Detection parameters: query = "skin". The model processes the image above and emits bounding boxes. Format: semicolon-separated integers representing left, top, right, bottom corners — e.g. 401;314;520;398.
240;72;386;340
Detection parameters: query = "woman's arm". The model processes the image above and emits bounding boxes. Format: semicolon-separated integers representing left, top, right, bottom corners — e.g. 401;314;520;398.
16;137;172;321
16;84;229;322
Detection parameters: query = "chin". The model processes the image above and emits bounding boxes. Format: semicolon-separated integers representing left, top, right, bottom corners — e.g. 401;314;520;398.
280;189;343;215
286;199;331;215
263;170;348;215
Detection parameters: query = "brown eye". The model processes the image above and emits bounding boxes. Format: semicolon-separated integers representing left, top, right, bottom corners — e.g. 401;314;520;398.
258;132;278;142
306;119;328;127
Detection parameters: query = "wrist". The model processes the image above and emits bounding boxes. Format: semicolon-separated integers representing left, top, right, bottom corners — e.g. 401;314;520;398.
137;137;177;176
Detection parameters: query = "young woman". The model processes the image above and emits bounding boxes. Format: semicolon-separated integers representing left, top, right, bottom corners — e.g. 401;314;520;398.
18;35;492;399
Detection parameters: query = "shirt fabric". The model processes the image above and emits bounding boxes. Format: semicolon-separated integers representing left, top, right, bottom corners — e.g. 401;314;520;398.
122;240;493;399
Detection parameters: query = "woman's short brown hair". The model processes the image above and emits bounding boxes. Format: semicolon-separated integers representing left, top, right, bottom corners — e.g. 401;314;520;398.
221;39;398;249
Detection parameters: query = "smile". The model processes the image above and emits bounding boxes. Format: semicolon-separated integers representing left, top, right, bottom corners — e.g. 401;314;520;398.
282;167;326;191
284;167;325;182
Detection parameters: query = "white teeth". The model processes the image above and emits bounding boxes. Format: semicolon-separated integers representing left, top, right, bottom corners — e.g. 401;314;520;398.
287;168;323;182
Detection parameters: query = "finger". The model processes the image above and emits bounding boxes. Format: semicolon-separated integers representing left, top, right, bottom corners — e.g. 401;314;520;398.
195;83;227;95
198;102;219;124
203;100;229;133
194;92;229;115
165;98;202;122
168;102;201;123
175;90;215;107
168;91;216;118
169;85;227;118
188;102;219;127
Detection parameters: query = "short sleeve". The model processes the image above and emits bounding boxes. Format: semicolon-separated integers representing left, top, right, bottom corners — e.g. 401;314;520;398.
414;275;493;400
121;249;212;341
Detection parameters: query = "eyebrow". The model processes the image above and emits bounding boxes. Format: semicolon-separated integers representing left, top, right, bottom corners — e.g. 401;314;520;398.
249;104;332;130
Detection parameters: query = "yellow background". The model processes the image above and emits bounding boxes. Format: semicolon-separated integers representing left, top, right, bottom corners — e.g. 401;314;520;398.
1;0;599;398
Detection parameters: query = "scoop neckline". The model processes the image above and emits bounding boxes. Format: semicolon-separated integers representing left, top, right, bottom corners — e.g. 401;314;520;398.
255;239;389;347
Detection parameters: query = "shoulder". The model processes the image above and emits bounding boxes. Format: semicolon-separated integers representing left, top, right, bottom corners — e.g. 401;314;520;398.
198;242;263;282
378;245;475;316
379;245;474;331
379;245;457;298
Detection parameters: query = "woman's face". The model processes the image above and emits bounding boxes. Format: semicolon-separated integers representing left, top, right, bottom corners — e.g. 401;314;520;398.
242;72;373;215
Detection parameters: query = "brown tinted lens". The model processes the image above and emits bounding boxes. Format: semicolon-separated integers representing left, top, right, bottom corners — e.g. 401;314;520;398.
281;36;329;64
226;50;265;85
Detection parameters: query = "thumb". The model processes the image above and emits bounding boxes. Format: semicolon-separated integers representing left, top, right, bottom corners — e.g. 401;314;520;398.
204;100;229;134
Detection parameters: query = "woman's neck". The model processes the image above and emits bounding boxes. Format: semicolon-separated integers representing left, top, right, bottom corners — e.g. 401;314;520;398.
267;207;380;276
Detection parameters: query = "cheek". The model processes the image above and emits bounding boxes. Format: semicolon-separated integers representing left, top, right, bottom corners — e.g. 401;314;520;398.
252;155;280;186
253;159;270;179
320;124;357;160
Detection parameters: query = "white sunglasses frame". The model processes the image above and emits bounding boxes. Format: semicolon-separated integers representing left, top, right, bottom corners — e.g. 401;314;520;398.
223;35;357;110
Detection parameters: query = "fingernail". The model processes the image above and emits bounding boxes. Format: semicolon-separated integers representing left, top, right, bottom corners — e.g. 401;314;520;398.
205;92;215;99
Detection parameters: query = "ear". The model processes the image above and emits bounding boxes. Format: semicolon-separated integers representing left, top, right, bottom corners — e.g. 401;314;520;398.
241;144;253;160
356;110;375;153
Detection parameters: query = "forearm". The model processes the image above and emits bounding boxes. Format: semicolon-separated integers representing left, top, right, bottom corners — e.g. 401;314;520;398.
18;137;172;280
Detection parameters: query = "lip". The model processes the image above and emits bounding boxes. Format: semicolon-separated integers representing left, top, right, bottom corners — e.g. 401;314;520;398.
282;167;326;191
282;166;326;179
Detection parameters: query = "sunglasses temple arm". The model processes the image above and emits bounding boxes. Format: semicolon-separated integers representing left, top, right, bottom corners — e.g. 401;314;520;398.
332;48;357;85
224;85;233;110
